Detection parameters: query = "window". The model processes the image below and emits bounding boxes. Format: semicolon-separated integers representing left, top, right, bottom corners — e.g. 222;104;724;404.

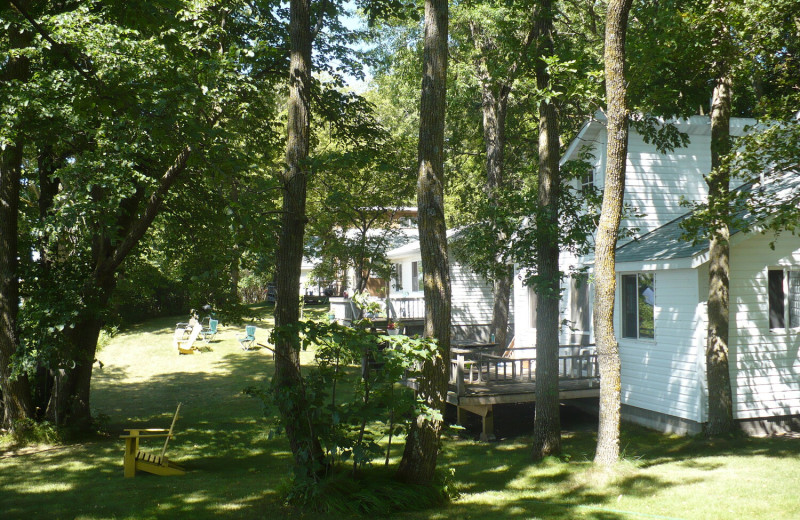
394;263;403;291
411;261;423;292
621;273;655;339
529;287;538;328
768;269;800;330
581;168;594;195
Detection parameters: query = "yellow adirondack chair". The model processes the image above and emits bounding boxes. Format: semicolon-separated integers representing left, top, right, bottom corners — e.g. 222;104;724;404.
121;403;185;477
175;319;202;354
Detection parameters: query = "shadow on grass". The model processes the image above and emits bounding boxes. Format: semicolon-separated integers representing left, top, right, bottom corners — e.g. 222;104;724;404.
6;304;800;520
1;350;298;519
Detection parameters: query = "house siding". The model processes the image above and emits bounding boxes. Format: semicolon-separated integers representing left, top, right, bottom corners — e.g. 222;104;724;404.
617;268;705;423
388;251;509;338
729;232;800;420
601;132;711;240
450;262;495;327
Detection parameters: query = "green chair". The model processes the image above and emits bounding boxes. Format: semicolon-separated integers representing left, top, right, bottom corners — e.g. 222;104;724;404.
201;319;218;343
239;325;256;350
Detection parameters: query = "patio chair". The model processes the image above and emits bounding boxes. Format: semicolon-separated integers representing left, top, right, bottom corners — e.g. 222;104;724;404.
239;325;256;350
201;319;218;343
175;319;202;354
120;403;185;477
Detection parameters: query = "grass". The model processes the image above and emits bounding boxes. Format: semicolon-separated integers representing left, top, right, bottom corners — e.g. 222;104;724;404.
2;304;799;519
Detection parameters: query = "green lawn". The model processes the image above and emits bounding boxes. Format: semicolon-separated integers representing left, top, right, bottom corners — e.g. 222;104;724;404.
2;305;799;519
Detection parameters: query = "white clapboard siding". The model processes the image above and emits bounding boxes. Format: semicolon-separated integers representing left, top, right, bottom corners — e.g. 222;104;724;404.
450;263;494;326
618;134;710;237
618;268;705;421
729;232;800;420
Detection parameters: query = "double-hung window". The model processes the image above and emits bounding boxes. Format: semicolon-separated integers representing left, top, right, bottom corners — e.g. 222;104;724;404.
621;273;655;339
411;261;423;292
768;269;800;330
580;168;594;195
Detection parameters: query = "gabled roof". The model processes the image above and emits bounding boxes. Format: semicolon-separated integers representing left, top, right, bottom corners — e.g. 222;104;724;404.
615;169;800;264
386;229;461;260
561;111;757;164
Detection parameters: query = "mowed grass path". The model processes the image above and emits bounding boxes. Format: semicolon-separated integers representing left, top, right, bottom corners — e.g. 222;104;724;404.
2;304;799;519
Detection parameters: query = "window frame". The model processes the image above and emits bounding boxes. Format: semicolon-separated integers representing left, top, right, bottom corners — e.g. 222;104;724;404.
411;261;422;292
768;268;800;331
580;168;594;195
620;272;656;341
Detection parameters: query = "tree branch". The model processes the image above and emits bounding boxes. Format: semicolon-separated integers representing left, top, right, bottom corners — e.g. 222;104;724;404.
95;145;193;279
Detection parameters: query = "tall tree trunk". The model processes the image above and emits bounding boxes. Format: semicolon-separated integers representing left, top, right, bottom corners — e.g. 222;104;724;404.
593;0;634;466
272;0;324;471
479;79;513;349
531;0;562;460
0;5;35;429
397;0;450;485
469;18;535;351
705;71;735;436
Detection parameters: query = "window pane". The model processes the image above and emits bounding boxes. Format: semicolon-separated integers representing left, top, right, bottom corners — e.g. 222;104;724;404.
395;263;403;290
411;262;419;292
621;275;638;338
638;273;655;339
789;271;800;328
768;270;785;329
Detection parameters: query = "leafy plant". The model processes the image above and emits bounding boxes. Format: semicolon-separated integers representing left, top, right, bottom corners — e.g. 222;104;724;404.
246;320;440;492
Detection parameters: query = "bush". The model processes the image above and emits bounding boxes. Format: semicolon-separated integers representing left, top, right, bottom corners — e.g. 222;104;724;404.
246;320;444;511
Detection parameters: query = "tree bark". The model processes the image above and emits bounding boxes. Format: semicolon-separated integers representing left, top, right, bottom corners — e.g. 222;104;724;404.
593;0;633;466
272;0;325;471
705;71;735;436
531;0;562;460
0;5;35;429
397;0;450;485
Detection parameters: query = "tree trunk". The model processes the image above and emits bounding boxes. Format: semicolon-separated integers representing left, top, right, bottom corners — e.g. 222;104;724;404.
397;0;450;485
479;76;513;349
272;0;325;472
531;0;562;459
492;270;512;347
48;312;107;428
0;7;35;429
593;0;633;467
705;71;735;436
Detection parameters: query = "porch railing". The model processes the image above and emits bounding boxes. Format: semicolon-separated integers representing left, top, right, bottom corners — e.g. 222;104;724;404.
450;344;598;395
386;297;425;320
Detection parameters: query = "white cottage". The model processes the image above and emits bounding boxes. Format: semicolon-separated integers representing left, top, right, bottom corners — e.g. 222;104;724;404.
514;113;800;435
386;234;504;341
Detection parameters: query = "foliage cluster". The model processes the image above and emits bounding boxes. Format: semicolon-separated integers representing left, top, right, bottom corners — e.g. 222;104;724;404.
246;319;441;509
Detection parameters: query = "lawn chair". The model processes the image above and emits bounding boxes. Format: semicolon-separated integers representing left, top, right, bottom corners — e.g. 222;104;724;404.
239;325;256;350
120;403;186;477
201;319;218;343
175;319;202;354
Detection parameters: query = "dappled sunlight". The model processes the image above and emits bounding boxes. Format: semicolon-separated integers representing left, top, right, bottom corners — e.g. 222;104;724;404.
6;306;800;519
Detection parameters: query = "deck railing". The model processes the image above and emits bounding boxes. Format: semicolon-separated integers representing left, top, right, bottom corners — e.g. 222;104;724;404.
386;297;425;320
450;344;598;394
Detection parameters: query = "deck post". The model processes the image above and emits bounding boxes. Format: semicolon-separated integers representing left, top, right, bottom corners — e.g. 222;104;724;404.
481;405;495;442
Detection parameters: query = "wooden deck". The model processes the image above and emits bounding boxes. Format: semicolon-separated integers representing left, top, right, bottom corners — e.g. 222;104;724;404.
450;377;600;407
407;343;600;440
